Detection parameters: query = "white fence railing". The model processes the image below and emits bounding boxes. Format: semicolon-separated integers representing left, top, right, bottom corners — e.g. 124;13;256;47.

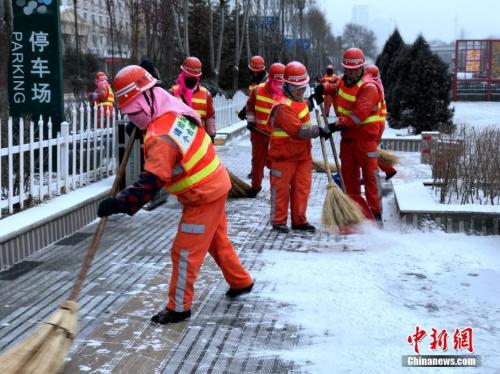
0;104;119;218
0;91;247;218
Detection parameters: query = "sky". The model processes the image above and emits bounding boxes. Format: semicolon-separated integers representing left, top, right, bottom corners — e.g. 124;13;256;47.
319;0;500;48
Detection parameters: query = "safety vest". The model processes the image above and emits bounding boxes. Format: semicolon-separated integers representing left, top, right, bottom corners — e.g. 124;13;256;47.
144;112;222;195
335;76;383;126
171;84;210;120
98;86;115;108
253;83;276;132
249;82;258;93
270;96;311;139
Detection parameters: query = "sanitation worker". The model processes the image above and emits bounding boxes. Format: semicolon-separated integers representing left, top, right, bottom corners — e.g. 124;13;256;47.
245;62;285;197
89;71;115;128
171;57;217;143
97;65;254;324
320;64;338;117
315;48;384;223
365;64;397;180
268;61;320;233
239;55;267;178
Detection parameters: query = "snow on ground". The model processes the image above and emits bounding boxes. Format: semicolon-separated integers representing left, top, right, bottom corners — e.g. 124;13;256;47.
452;101;500;129
232;135;500;372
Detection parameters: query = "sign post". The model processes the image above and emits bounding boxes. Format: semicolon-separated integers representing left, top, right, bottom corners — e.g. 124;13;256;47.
8;0;64;132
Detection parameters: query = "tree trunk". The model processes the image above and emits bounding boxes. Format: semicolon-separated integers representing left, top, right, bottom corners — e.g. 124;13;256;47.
72;0;81;77
214;0;225;86
208;0;215;74
170;1;185;57
183;0;190;56
232;0;250;91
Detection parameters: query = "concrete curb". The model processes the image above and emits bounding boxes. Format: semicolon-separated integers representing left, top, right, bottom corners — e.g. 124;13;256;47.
215;121;247;145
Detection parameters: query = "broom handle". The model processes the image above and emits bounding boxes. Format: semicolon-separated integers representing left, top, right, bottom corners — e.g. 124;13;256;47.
313;108;334;185
69;127;137;302
318;102;346;191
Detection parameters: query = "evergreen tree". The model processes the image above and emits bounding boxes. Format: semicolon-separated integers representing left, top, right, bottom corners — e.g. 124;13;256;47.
375;28;405;92
404;36;454;134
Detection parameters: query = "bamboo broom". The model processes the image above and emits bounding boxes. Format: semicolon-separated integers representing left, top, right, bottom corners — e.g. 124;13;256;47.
228;170;254;198
377;148;400;166
313;102;364;231
0;128;138;374
312;159;337;173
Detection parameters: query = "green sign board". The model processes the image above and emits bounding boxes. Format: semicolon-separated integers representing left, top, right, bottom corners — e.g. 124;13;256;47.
8;0;64;130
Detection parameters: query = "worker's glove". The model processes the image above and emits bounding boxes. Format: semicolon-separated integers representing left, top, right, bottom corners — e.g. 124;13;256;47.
312;83;324;104
319;122;344;138
89;92;98;101
97;197;122;217
246;122;257;132
238;107;247;120
125;122;142;139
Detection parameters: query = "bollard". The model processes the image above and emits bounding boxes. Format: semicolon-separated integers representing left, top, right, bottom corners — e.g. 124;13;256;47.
420;131;440;164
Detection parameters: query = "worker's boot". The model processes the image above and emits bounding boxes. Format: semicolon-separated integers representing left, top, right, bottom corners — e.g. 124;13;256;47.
247;172;252;179
374;213;384;228
151;307;191;324
247;187;261;198
291;222;316;233
272;224;289;233
385;170;397;181
226;282;254;299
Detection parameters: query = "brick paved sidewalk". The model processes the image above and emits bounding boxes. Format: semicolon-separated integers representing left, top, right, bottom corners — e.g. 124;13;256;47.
0;134;332;373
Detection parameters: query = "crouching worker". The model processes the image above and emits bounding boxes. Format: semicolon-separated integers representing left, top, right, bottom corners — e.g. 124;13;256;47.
97;65;254;324
268;62;320;233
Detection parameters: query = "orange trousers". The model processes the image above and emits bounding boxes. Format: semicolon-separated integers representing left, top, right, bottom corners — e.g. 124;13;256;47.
323;95;334;117
167;194;253;312
250;130;270;190
340;140;382;218
270;159;312;226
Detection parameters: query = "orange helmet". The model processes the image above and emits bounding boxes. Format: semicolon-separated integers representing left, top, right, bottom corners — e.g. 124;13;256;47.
95;71;108;81
113;65;157;109
342;48;366;69
365;65;380;79
283;61;309;86
268;63;285;81
181;56;202;77
248;55;265;72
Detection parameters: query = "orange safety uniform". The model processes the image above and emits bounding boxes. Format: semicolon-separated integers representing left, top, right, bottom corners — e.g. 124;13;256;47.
246;82;277;190
320;73;337;117
268;97;313;226
94;84;115;128
325;75;384;218
144;112;253;312
171;84;216;136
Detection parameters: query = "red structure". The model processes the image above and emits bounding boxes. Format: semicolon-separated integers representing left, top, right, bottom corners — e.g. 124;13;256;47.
453;39;500;101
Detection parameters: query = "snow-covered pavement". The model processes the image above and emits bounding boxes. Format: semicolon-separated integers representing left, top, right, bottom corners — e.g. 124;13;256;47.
0;130;498;373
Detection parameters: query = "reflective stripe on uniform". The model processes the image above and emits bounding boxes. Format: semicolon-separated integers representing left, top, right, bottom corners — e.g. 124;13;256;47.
192;98;207;104
167;156;221;193
255;105;272;114
180;223;206;234
367;151;378;158
256;94;274;104
174;250;189;312
338;88;356;102
297;106;309;120
196;110;207;116
271;169;282;177
183;135;211;171
271;129;288;137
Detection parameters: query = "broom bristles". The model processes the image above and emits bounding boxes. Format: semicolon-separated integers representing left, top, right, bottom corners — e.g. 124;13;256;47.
228;171;253;198
321;183;365;231
377;148;399;165
312;159;337;173
0;300;78;374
